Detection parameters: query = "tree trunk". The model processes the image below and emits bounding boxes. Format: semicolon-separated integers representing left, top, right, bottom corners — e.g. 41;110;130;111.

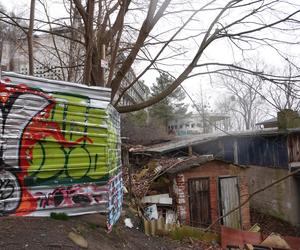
28;0;35;75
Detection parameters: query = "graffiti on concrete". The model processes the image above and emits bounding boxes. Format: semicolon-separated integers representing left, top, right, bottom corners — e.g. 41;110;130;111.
0;79;122;228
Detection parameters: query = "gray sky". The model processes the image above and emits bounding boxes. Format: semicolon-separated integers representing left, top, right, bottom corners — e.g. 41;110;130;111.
2;0;300;119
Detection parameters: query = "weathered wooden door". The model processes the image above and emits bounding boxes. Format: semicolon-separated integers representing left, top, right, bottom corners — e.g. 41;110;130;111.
219;176;242;229
188;178;211;227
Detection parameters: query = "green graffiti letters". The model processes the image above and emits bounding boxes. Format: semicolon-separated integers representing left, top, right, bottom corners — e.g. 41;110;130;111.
25;93;119;185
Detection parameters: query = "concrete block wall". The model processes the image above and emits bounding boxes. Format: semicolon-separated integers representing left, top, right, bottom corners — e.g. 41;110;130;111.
245;166;300;226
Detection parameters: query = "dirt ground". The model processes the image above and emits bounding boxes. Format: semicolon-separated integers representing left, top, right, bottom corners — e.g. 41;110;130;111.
0;214;194;250
250;209;300;237
1;210;298;250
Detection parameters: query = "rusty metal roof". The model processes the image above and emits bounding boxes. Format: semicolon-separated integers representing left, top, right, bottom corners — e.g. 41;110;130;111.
131;128;300;154
131;132;224;154
165;155;246;174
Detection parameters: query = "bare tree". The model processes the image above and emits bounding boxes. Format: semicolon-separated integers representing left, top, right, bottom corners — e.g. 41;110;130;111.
217;66;266;130
267;60;300;111
214;95;236;130
1;0;300;114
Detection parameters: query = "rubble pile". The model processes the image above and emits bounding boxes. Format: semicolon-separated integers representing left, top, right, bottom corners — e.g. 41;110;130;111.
123;156;194;198
250;209;300;237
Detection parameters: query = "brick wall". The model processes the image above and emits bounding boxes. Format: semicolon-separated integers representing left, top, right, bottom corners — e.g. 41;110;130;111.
171;160;251;230
173;174;187;223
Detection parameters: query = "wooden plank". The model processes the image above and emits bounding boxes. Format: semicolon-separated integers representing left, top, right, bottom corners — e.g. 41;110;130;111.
220;177;241;229
188;178;211;227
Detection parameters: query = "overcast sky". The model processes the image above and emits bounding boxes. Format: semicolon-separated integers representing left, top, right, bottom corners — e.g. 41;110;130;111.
2;0;299;118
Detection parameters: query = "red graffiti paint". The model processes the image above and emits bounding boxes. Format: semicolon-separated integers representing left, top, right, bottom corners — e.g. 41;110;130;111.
0;82;93;215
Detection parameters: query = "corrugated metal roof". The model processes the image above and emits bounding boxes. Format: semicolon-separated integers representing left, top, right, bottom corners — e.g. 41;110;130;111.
132;132;224;154
132;128;300;154
256;117;277;126
2;71;111;103
165;155;246;174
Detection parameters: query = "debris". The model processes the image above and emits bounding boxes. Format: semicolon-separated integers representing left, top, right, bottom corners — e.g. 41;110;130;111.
123;156;194;199
156;217;164;233
124;218;134;228
144;204;158;220
166;210;176;224
123;186;128;193
141;194;172;205
248;223;261;233
250;209;300;237
150;220;156;236
136;168;149;180
68;232;88;248
154;164;163;174
260;233;291;249
143;219;150;236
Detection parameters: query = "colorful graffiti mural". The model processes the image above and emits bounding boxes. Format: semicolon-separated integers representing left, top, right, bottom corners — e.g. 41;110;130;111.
0;72;122;229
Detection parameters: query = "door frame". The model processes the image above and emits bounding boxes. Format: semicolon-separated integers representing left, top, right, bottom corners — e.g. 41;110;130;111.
217;175;242;229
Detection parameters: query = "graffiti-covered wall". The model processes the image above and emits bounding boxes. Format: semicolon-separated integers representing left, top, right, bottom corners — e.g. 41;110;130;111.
0;72;122;229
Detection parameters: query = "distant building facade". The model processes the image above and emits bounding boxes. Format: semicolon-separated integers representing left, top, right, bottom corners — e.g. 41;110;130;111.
1;28;147;105
167;113;230;135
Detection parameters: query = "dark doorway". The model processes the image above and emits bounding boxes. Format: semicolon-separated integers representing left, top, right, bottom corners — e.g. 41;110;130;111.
188;177;211;227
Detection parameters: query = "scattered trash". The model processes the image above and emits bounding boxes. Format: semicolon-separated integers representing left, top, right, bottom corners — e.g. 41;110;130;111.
166;210;176;224
248;223;261;232
260;233;291;249
142;194;172;205
154;164;163;174
68;232;88;249
144;204;158;220
124;218;134;228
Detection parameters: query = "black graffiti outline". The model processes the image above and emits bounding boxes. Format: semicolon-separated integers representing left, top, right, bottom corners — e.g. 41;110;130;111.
0;170;21;214
0;92;23;171
0;178;14;199
0;85;51;214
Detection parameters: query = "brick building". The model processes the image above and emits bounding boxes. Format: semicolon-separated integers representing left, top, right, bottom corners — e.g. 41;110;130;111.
165;156;251;231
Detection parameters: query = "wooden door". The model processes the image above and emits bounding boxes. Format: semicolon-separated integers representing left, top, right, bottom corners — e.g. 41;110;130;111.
188;178;211;227
219;176;242;229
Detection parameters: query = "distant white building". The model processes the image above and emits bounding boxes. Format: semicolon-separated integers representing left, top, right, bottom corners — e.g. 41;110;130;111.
1;27;147;105
167;113;230;135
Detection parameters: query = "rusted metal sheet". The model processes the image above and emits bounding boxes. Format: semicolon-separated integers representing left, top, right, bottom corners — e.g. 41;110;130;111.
287;134;300;163
219;176;241;229
0;72;122;229
188;177;211;227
